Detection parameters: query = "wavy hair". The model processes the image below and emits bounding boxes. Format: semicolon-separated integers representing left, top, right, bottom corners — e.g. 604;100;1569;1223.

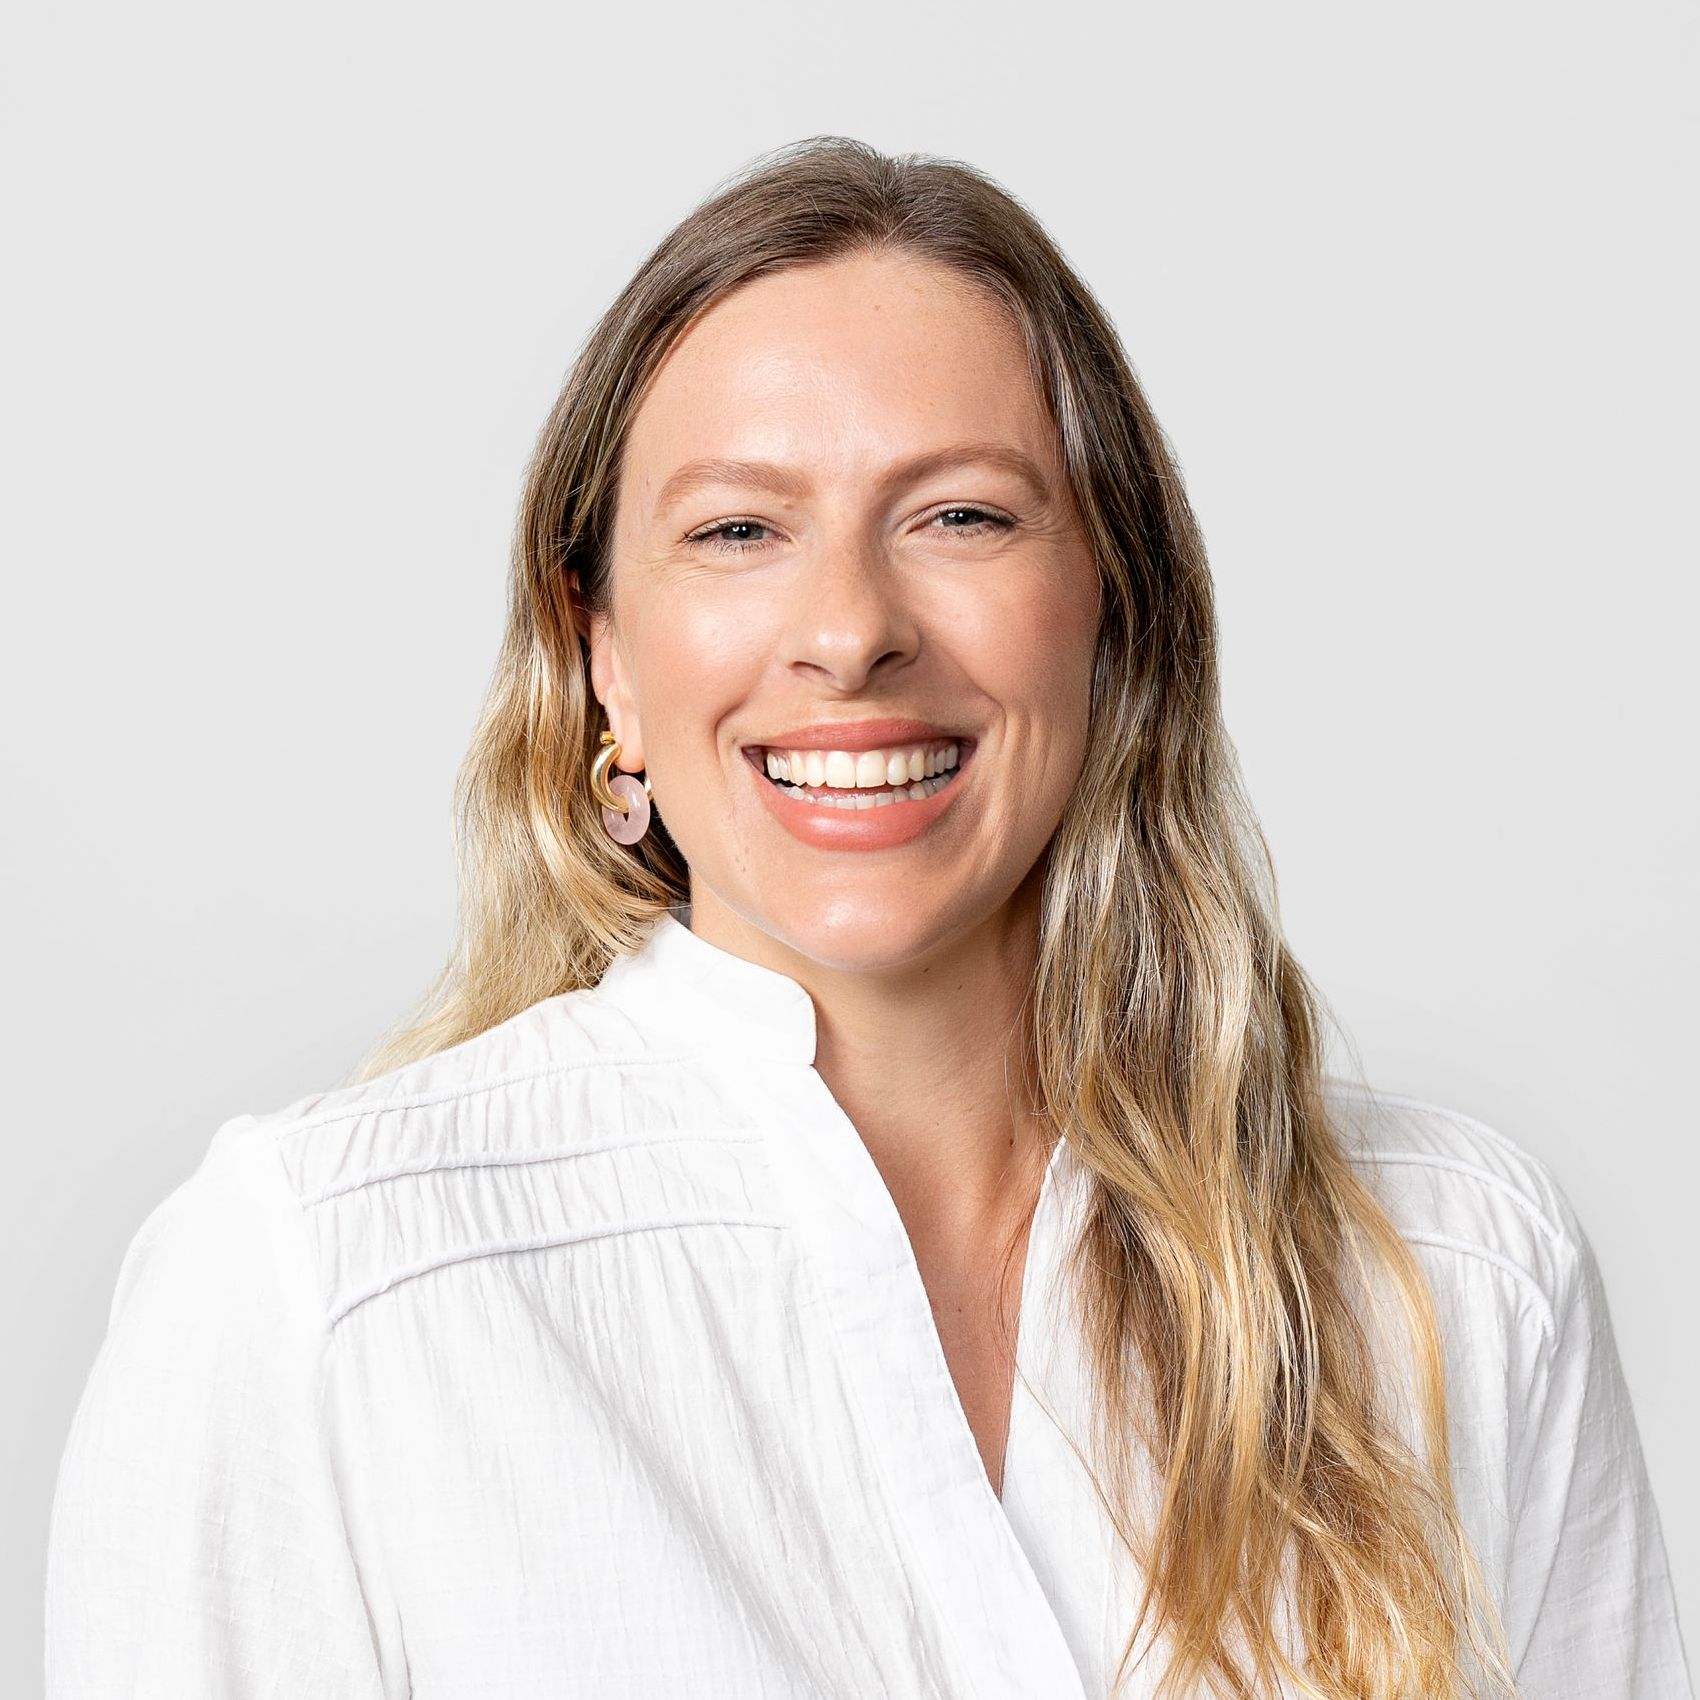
354;137;1518;1700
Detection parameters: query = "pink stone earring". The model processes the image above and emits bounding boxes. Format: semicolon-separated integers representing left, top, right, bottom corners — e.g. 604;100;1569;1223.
591;729;652;846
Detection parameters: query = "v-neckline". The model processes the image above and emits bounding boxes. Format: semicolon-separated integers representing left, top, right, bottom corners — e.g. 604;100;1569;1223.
994;1141;1068;1507
763;1058;1090;1700
593;908;1093;1696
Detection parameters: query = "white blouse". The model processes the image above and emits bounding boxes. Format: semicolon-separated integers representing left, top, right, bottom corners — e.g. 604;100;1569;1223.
46;908;1693;1698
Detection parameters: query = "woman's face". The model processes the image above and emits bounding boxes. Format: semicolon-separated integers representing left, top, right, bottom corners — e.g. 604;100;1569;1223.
588;249;1101;971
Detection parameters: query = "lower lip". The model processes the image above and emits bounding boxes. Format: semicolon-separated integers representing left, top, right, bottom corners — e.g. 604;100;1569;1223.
745;746;974;851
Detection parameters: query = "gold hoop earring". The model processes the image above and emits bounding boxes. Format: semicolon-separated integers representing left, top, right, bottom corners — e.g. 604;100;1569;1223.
592;730;653;846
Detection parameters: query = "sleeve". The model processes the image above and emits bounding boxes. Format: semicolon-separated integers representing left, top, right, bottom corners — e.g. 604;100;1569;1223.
1502;1183;1694;1699
45;1113;402;1698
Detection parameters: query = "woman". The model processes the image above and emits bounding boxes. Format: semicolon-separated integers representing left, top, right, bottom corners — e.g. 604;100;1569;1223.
45;138;1691;1700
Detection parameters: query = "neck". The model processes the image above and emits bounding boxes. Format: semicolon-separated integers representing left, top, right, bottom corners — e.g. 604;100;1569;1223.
688;868;1054;1242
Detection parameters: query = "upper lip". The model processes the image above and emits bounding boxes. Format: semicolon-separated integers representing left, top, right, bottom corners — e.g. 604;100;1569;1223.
742;719;970;753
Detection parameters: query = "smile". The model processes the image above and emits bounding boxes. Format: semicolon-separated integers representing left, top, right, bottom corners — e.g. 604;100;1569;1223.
741;736;974;849
753;740;962;808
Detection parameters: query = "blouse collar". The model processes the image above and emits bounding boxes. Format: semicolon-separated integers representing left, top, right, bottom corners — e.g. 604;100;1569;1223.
591;903;819;1065
594;909;1092;1696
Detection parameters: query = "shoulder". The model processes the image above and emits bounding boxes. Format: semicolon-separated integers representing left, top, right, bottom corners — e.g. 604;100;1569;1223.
221;984;752;1330
254;977;623;1129
99;1110;324;1344
247;976;730;1203
77;986;675;1420
1321;1078;1588;1346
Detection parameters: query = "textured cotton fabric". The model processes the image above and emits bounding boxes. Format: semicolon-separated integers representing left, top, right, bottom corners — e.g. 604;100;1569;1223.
47;908;1693;1697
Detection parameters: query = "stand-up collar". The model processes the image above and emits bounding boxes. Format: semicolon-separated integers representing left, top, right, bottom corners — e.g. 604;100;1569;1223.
591;904;819;1065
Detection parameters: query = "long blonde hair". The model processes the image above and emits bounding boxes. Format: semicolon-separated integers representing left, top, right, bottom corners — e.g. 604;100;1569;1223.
355;137;1518;1700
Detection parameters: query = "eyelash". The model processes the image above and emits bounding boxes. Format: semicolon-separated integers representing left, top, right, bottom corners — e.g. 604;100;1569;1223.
683;506;1015;555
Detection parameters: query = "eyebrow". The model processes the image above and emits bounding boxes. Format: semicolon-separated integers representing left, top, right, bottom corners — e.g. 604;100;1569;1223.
651;442;1052;519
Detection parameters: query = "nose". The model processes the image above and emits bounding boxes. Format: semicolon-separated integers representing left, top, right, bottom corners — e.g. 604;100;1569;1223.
782;532;920;692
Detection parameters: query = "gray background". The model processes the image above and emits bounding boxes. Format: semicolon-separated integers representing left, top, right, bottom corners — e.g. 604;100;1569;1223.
4;1;1694;1688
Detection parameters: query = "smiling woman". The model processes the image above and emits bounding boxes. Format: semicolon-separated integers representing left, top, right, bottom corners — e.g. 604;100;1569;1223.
44;138;1691;1700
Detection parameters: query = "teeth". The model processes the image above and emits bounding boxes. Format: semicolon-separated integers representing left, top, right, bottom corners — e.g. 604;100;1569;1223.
780;772;958;808
762;741;962;791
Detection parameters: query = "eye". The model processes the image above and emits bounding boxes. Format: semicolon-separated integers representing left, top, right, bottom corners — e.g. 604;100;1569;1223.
683;518;775;554
929;505;1016;536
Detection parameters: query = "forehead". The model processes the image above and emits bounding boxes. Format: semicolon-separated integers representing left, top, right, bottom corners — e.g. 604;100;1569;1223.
620;251;1057;496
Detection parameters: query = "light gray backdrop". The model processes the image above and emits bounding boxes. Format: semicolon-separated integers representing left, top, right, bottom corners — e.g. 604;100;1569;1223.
4;1;1694;1690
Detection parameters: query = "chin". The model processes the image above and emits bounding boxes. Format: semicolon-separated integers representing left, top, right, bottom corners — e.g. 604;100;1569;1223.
763;894;970;973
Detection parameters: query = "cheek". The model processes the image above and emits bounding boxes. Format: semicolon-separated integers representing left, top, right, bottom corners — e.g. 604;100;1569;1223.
943;576;1043;662
625;593;771;749
948;576;1098;725
1036;571;1101;726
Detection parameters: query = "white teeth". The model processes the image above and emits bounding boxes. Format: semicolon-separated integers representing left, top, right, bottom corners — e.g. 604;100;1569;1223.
782;773;955;808
855;750;888;788
762;741;963;791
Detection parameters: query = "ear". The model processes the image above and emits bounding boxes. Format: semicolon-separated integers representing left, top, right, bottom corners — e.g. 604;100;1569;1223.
578;577;646;774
